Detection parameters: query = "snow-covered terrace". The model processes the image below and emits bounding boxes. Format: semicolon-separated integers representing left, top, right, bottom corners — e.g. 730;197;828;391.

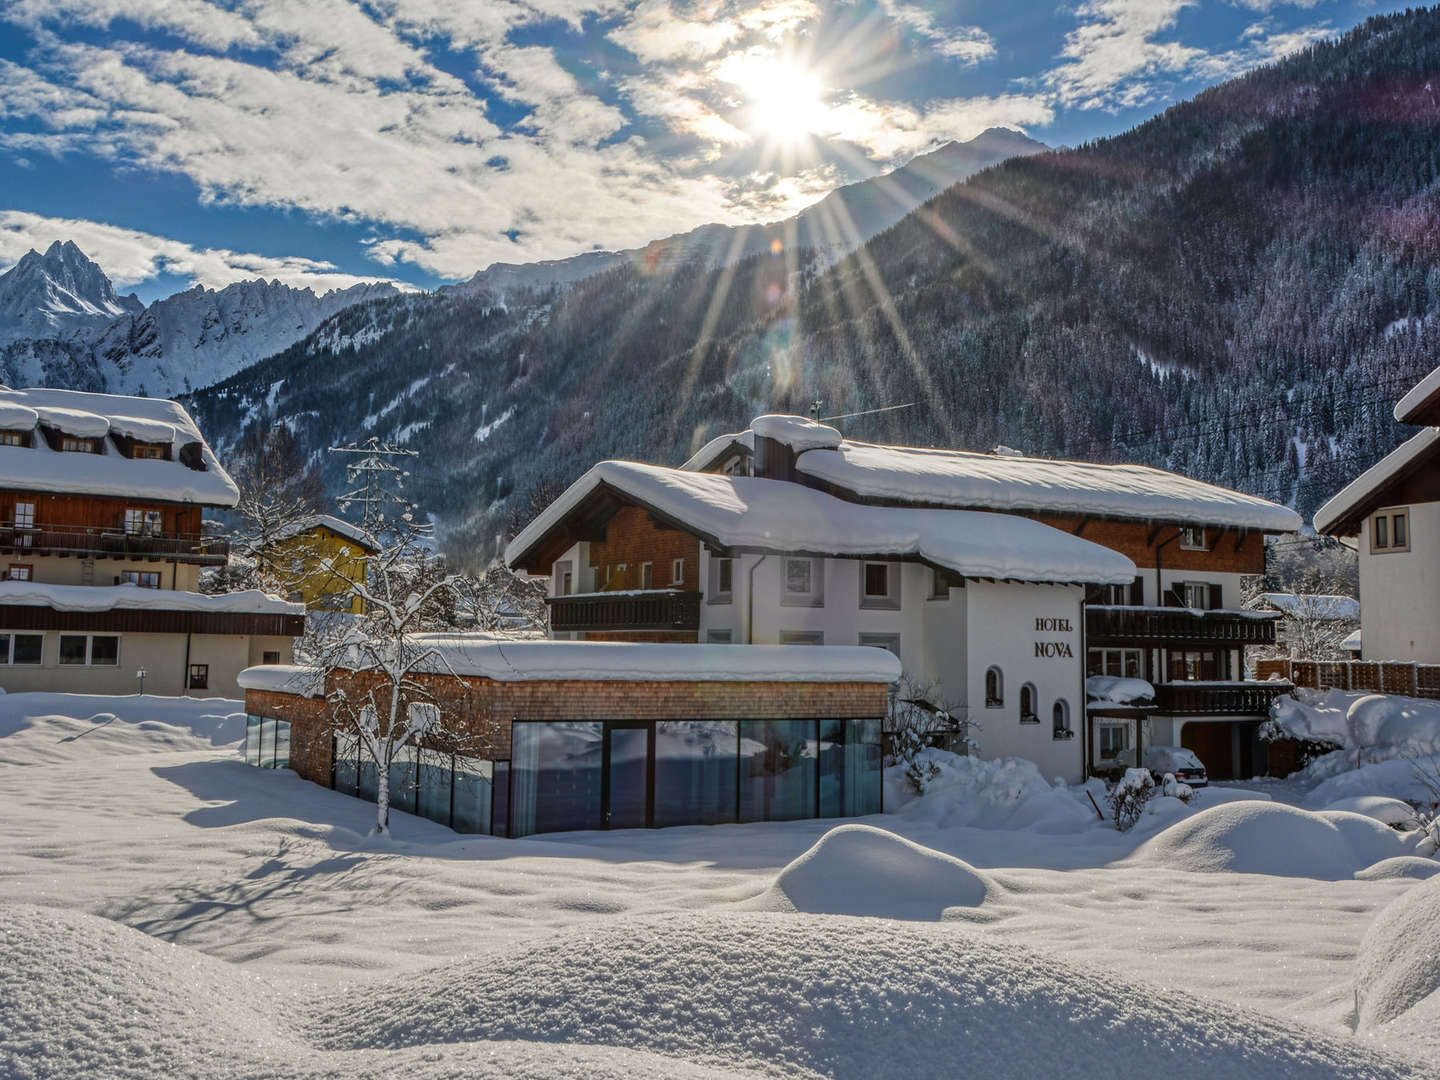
506;459;1137;585
0;386;239;506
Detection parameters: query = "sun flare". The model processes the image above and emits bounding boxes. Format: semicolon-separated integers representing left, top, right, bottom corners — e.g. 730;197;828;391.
718;53;830;144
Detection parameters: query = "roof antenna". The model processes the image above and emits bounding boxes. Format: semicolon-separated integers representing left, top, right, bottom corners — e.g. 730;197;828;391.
808;397;823;419
818;402;916;423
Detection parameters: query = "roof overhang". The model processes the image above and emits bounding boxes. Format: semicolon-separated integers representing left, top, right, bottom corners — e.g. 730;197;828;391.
1395;365;1440;425
1314;428;1440;536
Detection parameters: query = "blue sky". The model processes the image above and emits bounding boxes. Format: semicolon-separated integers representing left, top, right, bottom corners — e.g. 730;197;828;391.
0;0;1409;301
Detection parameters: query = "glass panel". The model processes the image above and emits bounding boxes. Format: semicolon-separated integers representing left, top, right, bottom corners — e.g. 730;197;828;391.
785;558;811;594
274;720;291;770
58;635;87;665
259;718;276;768
89;636;119;666
333;730;358;795
358;744;379;803
492;761;510;837
818;718;846;818
864;562;888;597
0;635;9;665
388;743;418;814
418;747;454;827
452;755;493;833
843;718;883;817
1395;513;1408;547
245;714;262;766
13;634;41;665
1124;650;1142;679
654;720;738;826
510;722;603;836
607;726;650;829
739;720;818;822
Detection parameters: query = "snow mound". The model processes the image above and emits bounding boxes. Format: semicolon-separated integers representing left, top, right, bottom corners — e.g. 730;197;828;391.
1326;795;1420;828
1133;801;1408;879
1356;874;1440;1031
1355;856;1440;882
1272;690;1440;759
885;750;1094;832
1303;756;1440;810
0;693;245;765
308;911;1424;1079
751;824;996;918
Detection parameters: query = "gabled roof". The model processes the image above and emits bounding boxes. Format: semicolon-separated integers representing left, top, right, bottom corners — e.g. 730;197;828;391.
1258;593;1360;620
1314;427;1440;536
506;460;1136;585
1394;363;1440;425
272;514;379;553
0;386;239;506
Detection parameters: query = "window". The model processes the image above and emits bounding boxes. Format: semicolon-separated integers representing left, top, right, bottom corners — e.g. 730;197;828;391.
7;565;31;581
131;443;166;460
782;557;823;606
1019;683;1038;723
641;562;654;589
1373;509;1411;553
985;666;1004;708
858;632;901;658
13;501;34;529
779;630;824;645
262;651;280;665
124;508;163;536
930;567;960;599
121;571;160;588
706;628;734;643
1099;723;1129;760
59;635;88;665
8;633;41;665
243;715;292;769
60;436;98;453
89;636;119;666
1053;700;1073;739
1179;526;1207;551
708;556;733;602
0;431;25;447
1182;581;1211;610
860;561;900;610
1168;649;1222;681
188;664;209;690
1092;583;1128;605
1088;648;1143;679
671;557;685;585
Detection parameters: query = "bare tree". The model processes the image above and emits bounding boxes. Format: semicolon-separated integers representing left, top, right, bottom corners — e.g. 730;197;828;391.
885;672;973;767
220;424;329;596
450;566;547;634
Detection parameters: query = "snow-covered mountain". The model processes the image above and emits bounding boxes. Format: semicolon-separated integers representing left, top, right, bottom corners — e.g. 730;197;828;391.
0;245;399;396
0;240;144;342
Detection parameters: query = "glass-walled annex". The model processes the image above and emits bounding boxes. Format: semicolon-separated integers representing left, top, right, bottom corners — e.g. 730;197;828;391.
244;712;884;838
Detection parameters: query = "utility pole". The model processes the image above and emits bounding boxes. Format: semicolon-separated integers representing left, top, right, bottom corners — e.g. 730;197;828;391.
328;437;419;535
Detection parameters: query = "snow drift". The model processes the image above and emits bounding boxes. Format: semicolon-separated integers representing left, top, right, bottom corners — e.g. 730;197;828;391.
1132;801;1409;879
1356;874;1440;1030
884;750;1094;832
750;824;997;918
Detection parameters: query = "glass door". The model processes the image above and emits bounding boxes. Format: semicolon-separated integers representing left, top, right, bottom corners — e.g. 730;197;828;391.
604;723;652;829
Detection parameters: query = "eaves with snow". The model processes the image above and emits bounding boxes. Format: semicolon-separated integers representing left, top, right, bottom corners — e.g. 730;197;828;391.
0;386;239;507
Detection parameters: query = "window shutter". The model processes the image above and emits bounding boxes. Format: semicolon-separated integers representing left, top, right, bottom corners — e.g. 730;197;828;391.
1163;586;1182;608
1129;576;1144;605
1208;584;1223;611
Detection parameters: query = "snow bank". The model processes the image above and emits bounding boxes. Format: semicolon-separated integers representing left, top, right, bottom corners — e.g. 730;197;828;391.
506;459;1136;585
1302;756;1440;812
0;693;245;763
885;749;1095;832
1356;874;1440;1030
1086;675;1154;704
1324;795;1420;828
1133;801;1408;879
308;910;1423;1079
751;824;996;918
1355;857;1440;882
1269;689;1440;758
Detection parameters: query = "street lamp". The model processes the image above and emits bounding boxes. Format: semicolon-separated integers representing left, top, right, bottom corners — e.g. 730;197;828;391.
136;668;147;695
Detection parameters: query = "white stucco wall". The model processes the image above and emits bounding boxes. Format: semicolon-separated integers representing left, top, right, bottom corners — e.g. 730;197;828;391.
1358;502;1440;662
7;555;202;590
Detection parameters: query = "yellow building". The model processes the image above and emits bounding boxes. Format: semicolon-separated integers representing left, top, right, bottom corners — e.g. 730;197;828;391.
263;514;378;615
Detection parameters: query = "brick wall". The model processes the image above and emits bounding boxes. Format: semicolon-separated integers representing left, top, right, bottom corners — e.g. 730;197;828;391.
1039;515;1265;575
587;505;701;591
246;672;888;789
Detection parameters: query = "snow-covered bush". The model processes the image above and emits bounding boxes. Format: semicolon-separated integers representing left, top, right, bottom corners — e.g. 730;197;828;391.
893;727;942;793
1161;772;1194;804
1108;768;1156;832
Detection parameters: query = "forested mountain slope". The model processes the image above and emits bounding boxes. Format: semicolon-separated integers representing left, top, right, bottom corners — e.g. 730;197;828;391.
189;7;1440;562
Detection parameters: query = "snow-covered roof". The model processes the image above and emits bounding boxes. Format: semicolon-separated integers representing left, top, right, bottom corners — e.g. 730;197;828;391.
0;581;302;615
506;460;1137;585
1086;675;1155;705
751;414;842;452
795;439;1302;532
271;513;378;551
1314;427;1440;536
1394;363;1440;424
406;637;905;683
1259;593;1360;620
1342;628;1362;652
0;387;239;507
236;664;325;698
679;429;752;471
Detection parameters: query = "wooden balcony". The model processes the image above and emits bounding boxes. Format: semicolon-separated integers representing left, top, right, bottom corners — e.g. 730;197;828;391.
1086;605;1279;647
546;589;701;633
1154;680;1294;716
0;522;230;564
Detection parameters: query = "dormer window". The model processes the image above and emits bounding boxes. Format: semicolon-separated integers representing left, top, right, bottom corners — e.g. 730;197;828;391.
0;431;27;447
60;436;99;453
131;442;168;460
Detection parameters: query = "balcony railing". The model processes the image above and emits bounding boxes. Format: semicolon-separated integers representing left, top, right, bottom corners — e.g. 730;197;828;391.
1154;680;1293;716
1086;605;1279;647
0;522;230;564
547;589;701;633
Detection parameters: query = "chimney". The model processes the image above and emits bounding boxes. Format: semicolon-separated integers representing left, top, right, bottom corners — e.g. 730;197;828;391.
749;415;843;481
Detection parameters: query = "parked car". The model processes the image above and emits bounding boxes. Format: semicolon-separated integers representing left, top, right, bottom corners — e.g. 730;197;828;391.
1141;745;1209;788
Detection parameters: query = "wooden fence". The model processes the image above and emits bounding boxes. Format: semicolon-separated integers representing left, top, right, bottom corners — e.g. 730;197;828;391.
1256;658;1440;699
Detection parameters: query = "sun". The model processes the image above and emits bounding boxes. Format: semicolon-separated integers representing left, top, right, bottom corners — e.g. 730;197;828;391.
718;53;830;144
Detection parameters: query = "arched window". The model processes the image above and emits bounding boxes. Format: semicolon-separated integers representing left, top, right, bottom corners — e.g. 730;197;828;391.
985;666;1003;708
1020;683;1038;723
1053;699;1073;739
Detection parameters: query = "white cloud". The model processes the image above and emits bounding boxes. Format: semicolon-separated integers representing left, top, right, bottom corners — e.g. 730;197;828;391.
0;209;410;292
821;93;1054;159
1043;0;1205;111
875;0;995;64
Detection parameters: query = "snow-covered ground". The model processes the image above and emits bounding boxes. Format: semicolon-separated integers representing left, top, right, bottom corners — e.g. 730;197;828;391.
2;692;1438;1077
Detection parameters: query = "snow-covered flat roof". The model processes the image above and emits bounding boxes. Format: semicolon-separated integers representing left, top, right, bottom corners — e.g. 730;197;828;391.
0;386;239;506
1259;593;1360;620
0;581;302;615
1394;363;1440;424
1314;427;1440;536
796;440;1302;532
507;460;1136;585
237;664;326;698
